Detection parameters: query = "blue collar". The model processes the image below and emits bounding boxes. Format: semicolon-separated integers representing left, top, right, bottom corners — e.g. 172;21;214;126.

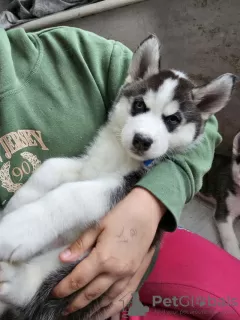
143;159;154;167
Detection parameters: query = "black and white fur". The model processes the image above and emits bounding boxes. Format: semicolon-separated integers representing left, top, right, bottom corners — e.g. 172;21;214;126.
200;132;240;259
0;35;236;319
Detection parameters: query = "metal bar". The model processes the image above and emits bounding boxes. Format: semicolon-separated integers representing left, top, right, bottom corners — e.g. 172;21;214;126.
14;0;147;31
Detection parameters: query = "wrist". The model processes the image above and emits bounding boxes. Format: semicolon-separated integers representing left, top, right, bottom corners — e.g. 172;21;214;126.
130;187;166;224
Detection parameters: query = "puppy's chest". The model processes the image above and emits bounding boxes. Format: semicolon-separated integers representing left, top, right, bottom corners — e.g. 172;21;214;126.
226;192;240;217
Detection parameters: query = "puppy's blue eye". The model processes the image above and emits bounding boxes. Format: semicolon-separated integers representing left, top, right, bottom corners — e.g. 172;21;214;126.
131;99;148;116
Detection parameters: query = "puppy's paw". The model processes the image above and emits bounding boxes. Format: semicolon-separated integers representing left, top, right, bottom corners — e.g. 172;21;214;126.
0;262;18;304
0;210;46;261
0;233;42;262
0;261;32;307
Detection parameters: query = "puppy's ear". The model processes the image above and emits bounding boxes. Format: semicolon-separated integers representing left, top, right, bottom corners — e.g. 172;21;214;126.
192;73;238;120
127;35;161;82
233;132;240;156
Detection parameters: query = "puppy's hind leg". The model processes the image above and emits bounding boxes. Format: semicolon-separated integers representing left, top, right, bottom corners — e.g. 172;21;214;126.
8;248;109;320
0;246;89;309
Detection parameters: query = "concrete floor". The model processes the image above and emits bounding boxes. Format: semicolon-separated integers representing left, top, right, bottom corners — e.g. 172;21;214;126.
180;196;240;247
0;0;9;12
1;0;240;249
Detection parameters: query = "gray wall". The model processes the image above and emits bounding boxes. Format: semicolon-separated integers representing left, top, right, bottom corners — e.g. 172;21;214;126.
53;0;240;156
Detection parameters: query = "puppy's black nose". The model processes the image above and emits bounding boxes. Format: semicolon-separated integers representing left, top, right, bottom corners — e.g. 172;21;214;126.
133;134;153;152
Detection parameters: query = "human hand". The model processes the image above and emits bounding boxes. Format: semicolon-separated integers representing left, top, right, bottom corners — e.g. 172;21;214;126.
53;187;166;317
90;247;156;320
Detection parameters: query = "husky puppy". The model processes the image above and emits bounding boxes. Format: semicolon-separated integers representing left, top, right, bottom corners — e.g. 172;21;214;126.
0;35;236;319
200;132;240;259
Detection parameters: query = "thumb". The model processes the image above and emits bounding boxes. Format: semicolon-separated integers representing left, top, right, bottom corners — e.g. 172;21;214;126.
60;226;101;262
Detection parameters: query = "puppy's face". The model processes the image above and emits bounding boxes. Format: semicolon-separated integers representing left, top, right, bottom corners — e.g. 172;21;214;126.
112;35;236;161
119;70;198;160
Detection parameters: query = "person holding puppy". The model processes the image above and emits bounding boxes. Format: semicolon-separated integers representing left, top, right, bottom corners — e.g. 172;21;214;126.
0;27;221;319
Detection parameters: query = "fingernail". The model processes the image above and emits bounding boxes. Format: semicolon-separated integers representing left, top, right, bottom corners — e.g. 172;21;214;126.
61;249;72;259
62;310;69;316
62;308;69;316
52;291;57;298
62;307;72;316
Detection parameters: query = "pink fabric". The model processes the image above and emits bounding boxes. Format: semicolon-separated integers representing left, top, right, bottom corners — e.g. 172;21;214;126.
120;228;240;320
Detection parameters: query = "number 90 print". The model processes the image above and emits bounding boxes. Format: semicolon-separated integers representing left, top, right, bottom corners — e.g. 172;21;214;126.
0;152;41;193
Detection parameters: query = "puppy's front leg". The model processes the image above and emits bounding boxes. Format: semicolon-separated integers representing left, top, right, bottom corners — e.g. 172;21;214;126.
216;214;240;259
4;158;83;214
0;175;122;261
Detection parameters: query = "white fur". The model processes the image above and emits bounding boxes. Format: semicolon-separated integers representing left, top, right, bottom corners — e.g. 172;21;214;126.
0;248;64;306
171;69;188;79
169;122;197;151
163;100;179;116
144;79;178;115
226;191;240;218
121;112;169;160
0;247;89;309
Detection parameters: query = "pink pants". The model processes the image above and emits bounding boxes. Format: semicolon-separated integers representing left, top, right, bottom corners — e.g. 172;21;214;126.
120;228;240;320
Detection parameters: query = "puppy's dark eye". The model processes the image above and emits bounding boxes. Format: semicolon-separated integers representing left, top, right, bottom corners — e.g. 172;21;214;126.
163;112;182;132
131;98;149;116
165;114;181;125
